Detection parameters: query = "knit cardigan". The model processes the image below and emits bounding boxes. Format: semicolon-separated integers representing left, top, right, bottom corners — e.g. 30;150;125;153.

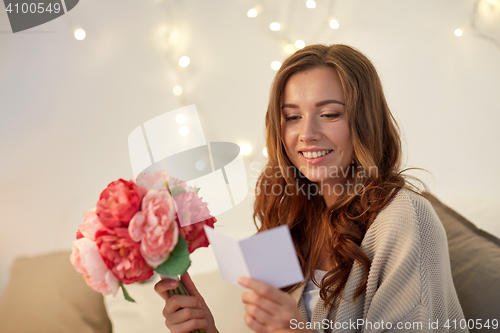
288;189;468;333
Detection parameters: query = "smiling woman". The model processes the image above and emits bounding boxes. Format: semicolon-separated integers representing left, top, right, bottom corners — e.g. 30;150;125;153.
154;44;468;333
249;44;467;332
280;66;353;207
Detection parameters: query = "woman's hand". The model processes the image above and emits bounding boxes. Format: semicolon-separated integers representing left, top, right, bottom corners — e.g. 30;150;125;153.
238;276;312;333
154;272;219;333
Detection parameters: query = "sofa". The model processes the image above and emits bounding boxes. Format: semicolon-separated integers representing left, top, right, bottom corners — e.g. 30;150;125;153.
0;193;499;333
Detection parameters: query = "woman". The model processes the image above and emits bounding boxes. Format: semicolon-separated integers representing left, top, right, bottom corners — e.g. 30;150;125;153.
155;44;467;333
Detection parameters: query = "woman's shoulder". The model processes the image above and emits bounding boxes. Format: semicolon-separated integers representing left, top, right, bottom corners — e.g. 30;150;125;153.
363;187;447;256
373;187;442;230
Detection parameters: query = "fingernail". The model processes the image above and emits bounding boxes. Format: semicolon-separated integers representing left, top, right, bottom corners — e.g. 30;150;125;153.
237;277;246;285
169;280;177;287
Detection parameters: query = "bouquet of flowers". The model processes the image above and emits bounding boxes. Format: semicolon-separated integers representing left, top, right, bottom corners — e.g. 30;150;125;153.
70;170;216;310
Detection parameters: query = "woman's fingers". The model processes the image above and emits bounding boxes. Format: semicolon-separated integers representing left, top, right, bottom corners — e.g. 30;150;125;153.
164;294;202;313
238;277;294;309
242;291;280;315
239;276;304;332
244;303;274;324
168;318;208;333
244;312;270;333
154;278;178;301
180;272;204;301
155;274;217;332
164;306;205;324
238;277;284;301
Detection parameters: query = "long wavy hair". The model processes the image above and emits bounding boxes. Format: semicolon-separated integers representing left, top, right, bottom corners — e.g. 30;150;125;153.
253;44;420;305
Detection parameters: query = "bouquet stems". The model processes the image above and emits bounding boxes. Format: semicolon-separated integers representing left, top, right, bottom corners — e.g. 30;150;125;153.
165;276;206;333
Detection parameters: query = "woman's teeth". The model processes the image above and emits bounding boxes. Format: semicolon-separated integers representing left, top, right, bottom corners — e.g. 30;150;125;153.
301;150;332;159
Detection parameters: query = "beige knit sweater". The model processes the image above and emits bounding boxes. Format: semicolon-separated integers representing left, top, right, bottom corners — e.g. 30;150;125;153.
289;189;468;333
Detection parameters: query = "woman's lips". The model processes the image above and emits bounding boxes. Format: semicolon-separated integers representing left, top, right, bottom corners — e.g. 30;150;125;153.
299;150;333;165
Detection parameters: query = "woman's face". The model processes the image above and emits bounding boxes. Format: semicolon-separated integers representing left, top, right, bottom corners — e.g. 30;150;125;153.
281;66;354;188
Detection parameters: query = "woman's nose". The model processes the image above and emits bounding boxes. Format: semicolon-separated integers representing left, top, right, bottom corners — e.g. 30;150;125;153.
300;117;321;142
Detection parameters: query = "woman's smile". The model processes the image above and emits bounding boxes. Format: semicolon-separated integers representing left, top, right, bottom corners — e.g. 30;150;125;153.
299;149;334;164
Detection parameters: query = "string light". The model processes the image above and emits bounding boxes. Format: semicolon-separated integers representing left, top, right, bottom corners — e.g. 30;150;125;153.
454;28;463;37
173;85;183;96
179;56;190;67
271;61;282;70
74;29;86;40
270;22;281;31
306;0;317;9
295;40;305;49
329;19;340;29
247;8;258;18
240;143;252;155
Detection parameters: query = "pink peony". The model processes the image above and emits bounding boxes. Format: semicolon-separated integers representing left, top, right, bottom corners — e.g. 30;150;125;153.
174;191;216;253
70;238;120;296
96;179;147;228
96;227;154;284
174;192;212;227
135;170;196;193
77;209;107;241
129;189;178;268
135;170;170;190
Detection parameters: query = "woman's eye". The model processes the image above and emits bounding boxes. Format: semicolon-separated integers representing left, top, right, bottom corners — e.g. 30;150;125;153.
285;116;301;121
322;113;340;119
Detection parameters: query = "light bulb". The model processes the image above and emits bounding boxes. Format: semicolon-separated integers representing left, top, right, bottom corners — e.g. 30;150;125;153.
295;40;305;49
247;9;258;17
179;56;190;67
176;114;186;124
240;143;252;155
329;19;339;29
173;85;183;96
454;29;463;37
263;147;268;158
284;44;296;55
306;0;316;9
179;126;189;136
270;22;281;31
271;61;282;70
74;29;86;40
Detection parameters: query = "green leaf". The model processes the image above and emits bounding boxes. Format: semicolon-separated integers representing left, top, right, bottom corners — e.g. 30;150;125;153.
120;281;136;303
170;185;186;197
154;235;191;276
195;187;201;193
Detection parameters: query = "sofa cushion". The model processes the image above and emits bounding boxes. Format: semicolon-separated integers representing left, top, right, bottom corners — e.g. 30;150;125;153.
425;193;500;329
0;251;112;333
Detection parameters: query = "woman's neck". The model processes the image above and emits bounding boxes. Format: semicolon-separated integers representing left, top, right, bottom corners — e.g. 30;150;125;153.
319;173;353;206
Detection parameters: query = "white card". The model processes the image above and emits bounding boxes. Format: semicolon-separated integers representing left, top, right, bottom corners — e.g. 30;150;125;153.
203;225;304;288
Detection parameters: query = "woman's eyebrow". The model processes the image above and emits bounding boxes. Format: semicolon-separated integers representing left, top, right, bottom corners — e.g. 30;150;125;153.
281;99;345;109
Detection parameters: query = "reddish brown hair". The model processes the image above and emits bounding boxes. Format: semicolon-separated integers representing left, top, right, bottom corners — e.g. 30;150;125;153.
254;44;417;305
